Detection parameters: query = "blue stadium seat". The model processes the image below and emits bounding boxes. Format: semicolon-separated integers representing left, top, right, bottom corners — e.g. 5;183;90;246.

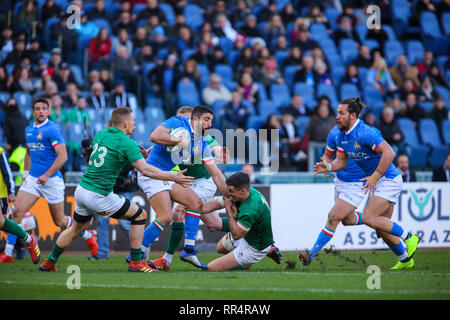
358;67;369;88
392;0;411;37
384;40;405;66
228;50;240;67
316;83;338;105
103;107;115;123
339;39;359;64
93;19;112;35
398;118;430;167
184;4;204;31
274;50;289;67
270;83;291;109
214;64;233;83
406;40;425;65
211;100;228;116
355;24;368;43
258;100;279;119
420;11;448;54
69;64;83;88
443;12;450;35
382;24;397;41
131;121;151;147
181;48;197;62
254;82;268;102
247;115;266;130
296;116;310;138
330;65;345;86
434;85;450;106
318;38;338;54
324;7;340;31
419;118;450;167
340;83;360;100
362;39;380;51
67;122;84;145
196;64;210;90
44;17;60;50
293;82;315;108
310;23;329;42
219;37;234;56
284;65;299;88
90;121;106;137
177;80;201;106
0;92;10;104
13;91;32;114
419;101;434;113
132;3;147;15
160;3;175;26
363;86;384;105
442;120;450;145
0;126;5;146
144;106;165;123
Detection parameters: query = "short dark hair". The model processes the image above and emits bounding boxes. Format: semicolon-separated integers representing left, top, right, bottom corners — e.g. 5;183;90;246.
32;98;50;110
191;105;214;119
110;106;132;126
226;172;250;190
340;97;365;116
176;106;194;116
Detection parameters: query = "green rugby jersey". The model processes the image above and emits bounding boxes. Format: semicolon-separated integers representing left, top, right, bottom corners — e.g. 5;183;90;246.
178;134;219;179
79;127;143;196
234;187;274;250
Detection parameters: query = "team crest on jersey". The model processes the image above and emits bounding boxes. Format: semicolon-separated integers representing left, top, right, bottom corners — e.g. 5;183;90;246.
37;132;43;140
354;141;361;150
192;144;201;154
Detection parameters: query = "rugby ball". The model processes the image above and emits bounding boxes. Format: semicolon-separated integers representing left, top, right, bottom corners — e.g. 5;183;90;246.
167;127;189;152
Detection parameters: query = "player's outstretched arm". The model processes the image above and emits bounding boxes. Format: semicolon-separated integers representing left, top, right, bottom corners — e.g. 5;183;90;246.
201;198;225;214
224;198;247;240
314;149;347;176
37;144;68;185
150;124;187;148
132;158;194;187
204;161;229;197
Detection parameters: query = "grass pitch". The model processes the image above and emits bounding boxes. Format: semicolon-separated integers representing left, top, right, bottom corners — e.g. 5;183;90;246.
0;249;448;300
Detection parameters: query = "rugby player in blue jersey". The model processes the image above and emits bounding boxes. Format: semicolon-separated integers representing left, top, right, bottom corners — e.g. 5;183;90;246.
8;98;98;260
312;97;420;269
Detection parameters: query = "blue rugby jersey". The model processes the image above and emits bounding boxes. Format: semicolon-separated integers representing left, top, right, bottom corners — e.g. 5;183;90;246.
336;120;400;179
146;115;213;171
25;119;65;178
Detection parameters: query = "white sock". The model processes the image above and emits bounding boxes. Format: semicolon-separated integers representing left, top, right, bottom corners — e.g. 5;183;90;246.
65;216;73;229
24;233;32;244
163;253;173;265
4;244;14;256
81;230;91;240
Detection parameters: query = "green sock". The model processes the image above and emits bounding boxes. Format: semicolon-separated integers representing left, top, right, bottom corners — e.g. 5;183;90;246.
130;248;142;262
48;243;64;264
2;218;28;240
221;217;230;232
166;222;184;255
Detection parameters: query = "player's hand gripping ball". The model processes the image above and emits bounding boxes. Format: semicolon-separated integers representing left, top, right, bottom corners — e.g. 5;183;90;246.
167;127;189;152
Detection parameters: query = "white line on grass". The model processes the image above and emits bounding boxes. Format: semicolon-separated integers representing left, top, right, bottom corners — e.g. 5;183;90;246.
1;280;449;295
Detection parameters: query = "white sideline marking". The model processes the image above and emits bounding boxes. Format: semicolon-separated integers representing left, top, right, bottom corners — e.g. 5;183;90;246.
1;280;449;295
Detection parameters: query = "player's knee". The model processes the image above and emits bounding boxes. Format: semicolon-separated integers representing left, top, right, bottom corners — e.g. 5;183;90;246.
53;216;67;228
128;207;147;225
327;211;342;226
157;212;173;226
361;214;375;228
188;198;203;213
12;208;25;221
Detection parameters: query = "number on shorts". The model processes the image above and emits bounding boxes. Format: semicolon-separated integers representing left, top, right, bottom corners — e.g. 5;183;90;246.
89;143;108;167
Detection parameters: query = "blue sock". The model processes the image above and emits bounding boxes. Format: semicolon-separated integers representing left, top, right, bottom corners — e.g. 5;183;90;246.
184;211;200;253
4;233;18;256
353;211;364;225
141;220;165;251
309;227;335;260
390;222;409;240
389;242;409;262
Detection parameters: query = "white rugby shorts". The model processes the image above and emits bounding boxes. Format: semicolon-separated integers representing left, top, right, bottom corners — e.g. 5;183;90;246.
20;175;65;204
74;185;126;217
230;236;271;269
334;177;366;208
191;177;217;202
374;174;403;204
137;171;174;199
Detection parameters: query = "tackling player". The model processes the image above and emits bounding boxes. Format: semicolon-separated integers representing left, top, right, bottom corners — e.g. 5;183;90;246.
313;97;420;269
39;107;194;273
200;172;274;271
8;98;98;263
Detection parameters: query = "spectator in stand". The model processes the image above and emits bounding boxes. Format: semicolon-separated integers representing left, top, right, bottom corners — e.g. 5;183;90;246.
114;0;132;20
354;45;372;69
365;25;389;53
173;26;195;52
337;3;358;27
142;14;161;36
137;0;167;26
312;46;329;72
262;14;286;47
340;64;361;90
17;0;38;35
260;114;281;149
417;50;435;76
427;63;448;88
112;46;139;92
132;27;150;50
239;14;261;38
136;45;154;64
25;38;42;68
201;73;232;106
52;62;77;92
49;93;69;125
332;16;359;46
280;111;306;168
282;46;302;71
0;67;7;91
88;0;112;24
114;11;136;36
111;28;133;57
214;13;238;42
397;154;416;182
419;76;440;102
376;107;404;150
10;68;36;94
237;47;257;70
258;58;285;93
384;94;407;116
390;55;420;88
39;79;59;99
256;46;271;69
367;57;397;97
50;14;79;61
99;69;114;92
2;98;28;153
167;12;191;38
111;80;132;109
432;154;450;182
273;35;288;52
210;46;229;71
2;40;26;66
293;54;320;89
0;27;14;56
88;27;111;68
189;41;214;70
305;4;330;29
40;0;62;25
315;61;332;86
305;99;336;143
180;59;201;90
399;92;427;125
62;82;80;108
68;96;91;125
48;47;62;70
429;96;449;131
363;110;377;127
283;94;310;117
290;17;310;43
221;90;251;130
398;77;420;101
87;81;111;112
293;29;317;53
205;0;228;23
258;0;278;22
230;0;250;24
236;72;260;107
149;26;169;56
280;3;297;25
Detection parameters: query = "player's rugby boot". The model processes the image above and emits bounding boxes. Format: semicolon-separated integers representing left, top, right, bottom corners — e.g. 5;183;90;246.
39;259;56;272
298;251;312;266
404;233;420;259
267;244;282;264
0;253;13;263
180;250;208;269
390;258;414;270
128;260;159;273
27;234;40;264
86;230;98;257
150;256;171;271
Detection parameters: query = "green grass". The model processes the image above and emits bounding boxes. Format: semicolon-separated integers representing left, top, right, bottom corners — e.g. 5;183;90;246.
0;249;449;300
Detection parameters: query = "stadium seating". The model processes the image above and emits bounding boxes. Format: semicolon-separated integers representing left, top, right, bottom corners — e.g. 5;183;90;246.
384;40;405;66
339;39;359;65
269;83;291;109
284;65;299;88
258;100;279;119
420;11;449;54
406;40;425;65
293;82;315;109
13;91;32;115
442;120;450;145
214;64;233;83
0;92;10;105
183;4;204;31
398;118;430;168
296;116;310;138
177;80;200;107
340;83;360;100
247;115;266;131
418;119;450;167
316;83;338;106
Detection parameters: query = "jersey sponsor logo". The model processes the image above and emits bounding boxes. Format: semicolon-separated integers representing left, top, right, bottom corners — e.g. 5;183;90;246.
28;142;46;151
37;132;43;140
347;151;370;161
